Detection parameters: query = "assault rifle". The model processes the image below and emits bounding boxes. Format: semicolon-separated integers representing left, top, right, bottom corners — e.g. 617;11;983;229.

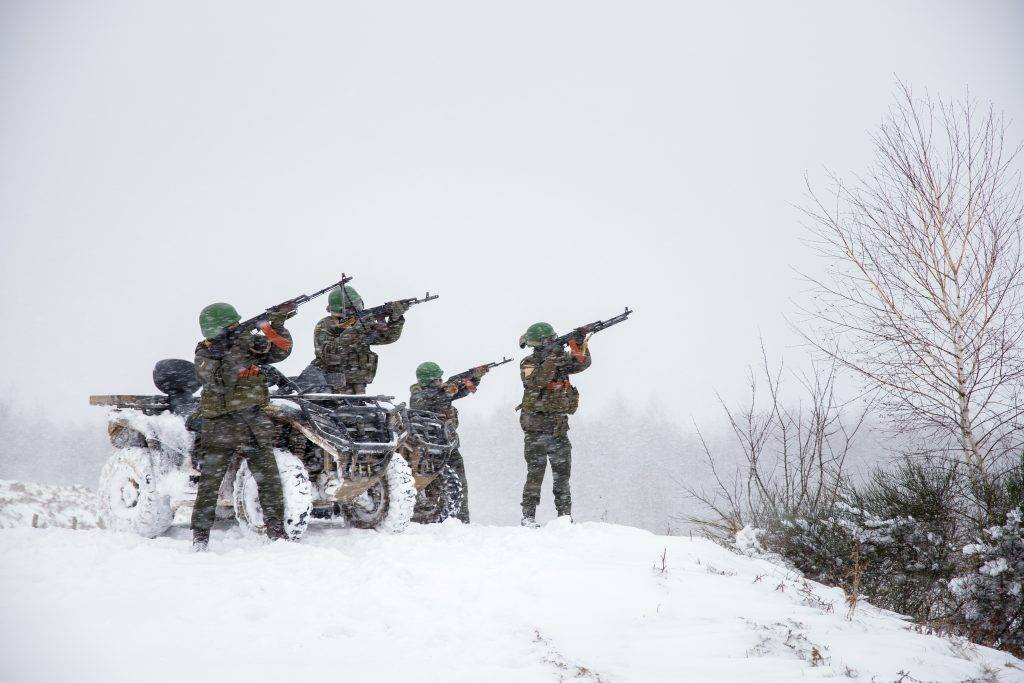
213;274;353;344
447;357;514;385
522;307;633;355
346;292;439;329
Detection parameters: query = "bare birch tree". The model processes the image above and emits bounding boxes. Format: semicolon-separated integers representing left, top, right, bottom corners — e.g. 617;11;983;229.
800;83;1024;493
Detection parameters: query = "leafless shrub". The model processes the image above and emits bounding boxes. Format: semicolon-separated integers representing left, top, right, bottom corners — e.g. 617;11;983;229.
653;547;667;574
533;629;607;683
843;540;865;618
744;619;831;668
683;343;866;540
704;565;737;577
795;578;836;614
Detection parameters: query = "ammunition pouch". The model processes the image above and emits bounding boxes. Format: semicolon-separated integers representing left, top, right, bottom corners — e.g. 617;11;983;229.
533;381;579;416
342;350;378;385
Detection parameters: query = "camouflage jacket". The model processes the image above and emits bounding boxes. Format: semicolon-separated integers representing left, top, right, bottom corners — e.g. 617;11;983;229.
519;343;591;434
311;314;404;386
409;379;475;429
194;322;293;418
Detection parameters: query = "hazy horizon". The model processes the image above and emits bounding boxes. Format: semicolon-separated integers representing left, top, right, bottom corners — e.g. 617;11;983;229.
2;1;1022;433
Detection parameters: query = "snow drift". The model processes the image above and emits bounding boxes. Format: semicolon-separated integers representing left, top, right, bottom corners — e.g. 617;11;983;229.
1;519;1021;682
0;479;103;530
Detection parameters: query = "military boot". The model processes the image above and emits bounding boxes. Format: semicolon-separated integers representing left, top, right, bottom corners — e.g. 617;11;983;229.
265;518;288;541
192;528;210;552
520;515;539;529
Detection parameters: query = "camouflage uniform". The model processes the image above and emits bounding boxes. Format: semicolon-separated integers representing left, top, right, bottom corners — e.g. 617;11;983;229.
519;342;591;519
409;376;480;523
310;312;404;393
190;320;293;534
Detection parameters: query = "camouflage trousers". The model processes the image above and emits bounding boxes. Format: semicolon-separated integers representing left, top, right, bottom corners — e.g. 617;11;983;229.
325;376;366;394
521;431;572;518
190;406;284;532
448;449;470;523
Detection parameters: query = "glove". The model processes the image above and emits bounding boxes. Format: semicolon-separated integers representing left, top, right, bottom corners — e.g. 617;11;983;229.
238;365;261;379
567;337;587;362
471;365;489;380
390;300;411;318
268;305;296;327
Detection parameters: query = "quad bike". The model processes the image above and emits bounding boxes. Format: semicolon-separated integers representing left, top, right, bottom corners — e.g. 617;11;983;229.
270;390;415;533
89;359;416;540
398;408;465;524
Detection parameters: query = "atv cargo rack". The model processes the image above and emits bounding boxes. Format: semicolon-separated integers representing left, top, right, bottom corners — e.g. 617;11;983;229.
272;394;401;480
89;395;170;415
402;408;458;477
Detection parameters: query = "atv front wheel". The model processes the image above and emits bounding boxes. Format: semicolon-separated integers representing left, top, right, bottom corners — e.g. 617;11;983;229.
412;463;464;524
233;449;312;541
341;454;416;533
98;448;173;538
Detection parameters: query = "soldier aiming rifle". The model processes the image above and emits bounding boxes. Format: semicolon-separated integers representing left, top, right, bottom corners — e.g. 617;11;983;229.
191;275;350;551
410;356;513;522
302;286;438;394
517;308;632;527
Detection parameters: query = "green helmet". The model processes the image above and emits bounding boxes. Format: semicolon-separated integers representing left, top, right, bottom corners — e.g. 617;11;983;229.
199;302;241;339
416;361;444;384
524;322;556;346
327;285;364;313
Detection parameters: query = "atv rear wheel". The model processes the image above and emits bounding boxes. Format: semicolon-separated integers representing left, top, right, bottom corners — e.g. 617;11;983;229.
412;463;464;524
341;454;415;533
233;449;312;541
98;447;173;538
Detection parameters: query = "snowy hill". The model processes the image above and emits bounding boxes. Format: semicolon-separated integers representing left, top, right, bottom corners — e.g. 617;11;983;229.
1;520;1021;682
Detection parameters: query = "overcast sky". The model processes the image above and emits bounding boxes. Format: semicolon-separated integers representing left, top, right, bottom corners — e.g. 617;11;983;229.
1;1;1022;430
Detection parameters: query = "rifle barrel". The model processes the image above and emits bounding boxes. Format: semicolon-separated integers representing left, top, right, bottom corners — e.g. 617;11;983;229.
362;291;439;318
448;356;514;382
298;275;352;305
216;274;352;341
544;307;633;349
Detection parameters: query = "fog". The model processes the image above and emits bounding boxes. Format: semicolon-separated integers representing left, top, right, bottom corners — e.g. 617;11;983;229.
1;2;1022;531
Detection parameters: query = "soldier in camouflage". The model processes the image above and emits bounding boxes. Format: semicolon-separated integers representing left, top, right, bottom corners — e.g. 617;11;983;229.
409;361;489;523
309;285;408;393
190;302;294;551
518;322;591;527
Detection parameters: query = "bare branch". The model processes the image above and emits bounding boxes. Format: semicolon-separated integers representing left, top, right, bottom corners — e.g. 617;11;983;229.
796;83;1024;494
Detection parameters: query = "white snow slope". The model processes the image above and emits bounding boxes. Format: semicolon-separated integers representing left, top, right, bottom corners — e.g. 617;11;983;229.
1;520;1021;683
0;479;103;530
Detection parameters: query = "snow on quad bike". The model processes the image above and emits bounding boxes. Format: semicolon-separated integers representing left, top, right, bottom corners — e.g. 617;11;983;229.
269;390;415;534
398;408;464;524
89;359;416;540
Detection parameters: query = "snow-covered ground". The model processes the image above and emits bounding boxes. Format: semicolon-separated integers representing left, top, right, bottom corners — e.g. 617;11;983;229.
1;519;1021;683
0;479;103;530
